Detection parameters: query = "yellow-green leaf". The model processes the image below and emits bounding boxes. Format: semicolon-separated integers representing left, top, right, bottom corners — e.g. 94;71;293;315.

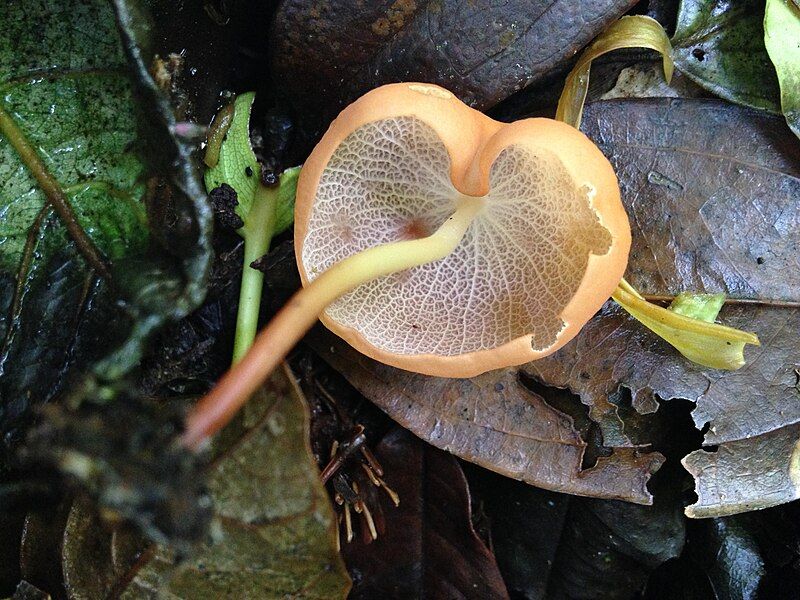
765;0;800;140
668;292;725;322
612;286;759;370
556;15;674;129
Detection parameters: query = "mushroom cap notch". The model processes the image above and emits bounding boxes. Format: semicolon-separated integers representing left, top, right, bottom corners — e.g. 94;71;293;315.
295;83;630;378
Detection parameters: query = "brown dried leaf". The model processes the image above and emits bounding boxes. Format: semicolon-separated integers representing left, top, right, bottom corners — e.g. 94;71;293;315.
312;332;664;505
342;428;509;599
269;0;638;147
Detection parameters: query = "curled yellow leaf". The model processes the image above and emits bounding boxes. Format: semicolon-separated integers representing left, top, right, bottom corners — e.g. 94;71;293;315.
556;15;674;129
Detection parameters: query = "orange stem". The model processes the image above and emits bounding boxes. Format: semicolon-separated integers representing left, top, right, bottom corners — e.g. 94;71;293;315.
182;198;484;449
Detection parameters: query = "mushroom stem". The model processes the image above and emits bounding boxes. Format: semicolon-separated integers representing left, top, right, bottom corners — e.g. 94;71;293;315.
183;196;485;449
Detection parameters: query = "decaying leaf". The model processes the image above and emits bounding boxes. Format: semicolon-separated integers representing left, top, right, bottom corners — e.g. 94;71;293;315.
269;0;638;149
672;0;781;112
70;365;351;599
468;469;685;600
600;63;708;101
312;331;664;505
529;98;800;517
764;0;800;140
61;496;145;600
342;428;508;599
0;0;211;457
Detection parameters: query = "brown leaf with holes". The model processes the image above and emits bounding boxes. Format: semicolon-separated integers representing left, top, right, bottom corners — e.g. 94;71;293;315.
527;98;800;516
312;331;663;505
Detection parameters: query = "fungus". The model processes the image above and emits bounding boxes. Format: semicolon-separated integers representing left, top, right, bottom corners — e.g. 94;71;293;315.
184;82;630;447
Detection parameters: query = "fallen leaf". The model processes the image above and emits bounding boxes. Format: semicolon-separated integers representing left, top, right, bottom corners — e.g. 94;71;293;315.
467;468;685;599
269;0;638;148
0;0;212;457
341;428;509;599
68;365;352;599
764;0;800;140
311;330;664;504
672;0;781;112
61;497;144;600
18;503;71;598
528;98;800;516
600;63;708;101
316;97;798;513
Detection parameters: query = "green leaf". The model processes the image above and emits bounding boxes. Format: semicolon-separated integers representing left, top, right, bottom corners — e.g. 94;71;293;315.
672;0;781;112
274;165;301;235
765;0;800;140
0;0;212;456
204;92;259;220
668;292;725;322
204;93;299;237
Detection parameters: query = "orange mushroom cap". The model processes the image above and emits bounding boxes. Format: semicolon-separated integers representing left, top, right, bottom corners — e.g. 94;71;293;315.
295;83;630;378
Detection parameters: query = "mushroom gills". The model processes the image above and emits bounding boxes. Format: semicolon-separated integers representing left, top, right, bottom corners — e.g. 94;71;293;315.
302;116;613;356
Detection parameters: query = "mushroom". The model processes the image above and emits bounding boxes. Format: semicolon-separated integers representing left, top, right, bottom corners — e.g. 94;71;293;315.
184;82;630;447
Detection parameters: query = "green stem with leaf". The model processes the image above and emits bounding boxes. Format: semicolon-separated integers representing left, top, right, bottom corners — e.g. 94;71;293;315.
204;92;300;363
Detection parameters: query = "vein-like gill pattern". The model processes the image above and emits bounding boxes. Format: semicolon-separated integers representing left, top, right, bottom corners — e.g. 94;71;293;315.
301;116;612;356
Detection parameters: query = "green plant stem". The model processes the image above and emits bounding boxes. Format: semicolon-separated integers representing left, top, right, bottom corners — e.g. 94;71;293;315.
183;196;485;449
232;185;278;364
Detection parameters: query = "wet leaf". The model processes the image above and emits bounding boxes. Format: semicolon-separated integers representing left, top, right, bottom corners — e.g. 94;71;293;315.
528;98;800;516
312;330;664;505
0;0;212;456
765;0;800;140
467;469;685;600
73;365;351;599
270;0;638;149
672;0;781;112
341;428;508;599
